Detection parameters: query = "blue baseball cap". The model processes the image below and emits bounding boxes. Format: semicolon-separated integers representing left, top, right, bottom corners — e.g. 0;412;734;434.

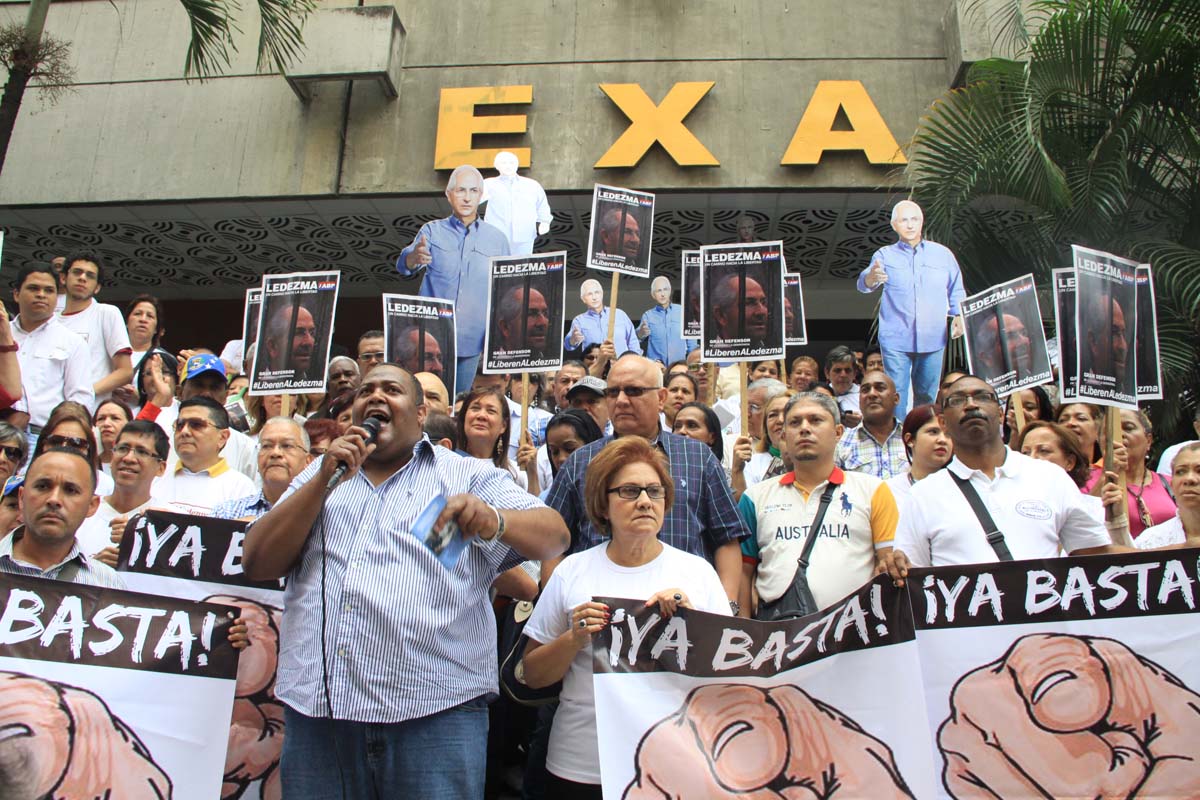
3;476;22;497
184;353;226;382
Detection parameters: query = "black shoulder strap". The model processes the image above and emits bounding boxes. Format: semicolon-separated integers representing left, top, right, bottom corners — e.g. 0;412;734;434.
950;472;1014;561
55;559;82;584
1157;471;1176;503
797;481;839;568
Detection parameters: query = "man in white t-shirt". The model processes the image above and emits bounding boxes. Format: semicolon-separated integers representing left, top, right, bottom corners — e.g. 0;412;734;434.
152;396;255;515
81;420;168;561
893;375;1115;570
55;252;133;403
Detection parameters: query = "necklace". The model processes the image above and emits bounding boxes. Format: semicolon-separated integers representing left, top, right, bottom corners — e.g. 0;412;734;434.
1127;465;1154;528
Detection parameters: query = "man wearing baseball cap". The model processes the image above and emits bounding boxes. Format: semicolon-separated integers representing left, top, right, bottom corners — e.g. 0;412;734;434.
135;352;258;480
566;376;611;434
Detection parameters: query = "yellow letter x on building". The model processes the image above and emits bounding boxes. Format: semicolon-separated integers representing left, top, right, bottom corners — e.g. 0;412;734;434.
594;82;719;168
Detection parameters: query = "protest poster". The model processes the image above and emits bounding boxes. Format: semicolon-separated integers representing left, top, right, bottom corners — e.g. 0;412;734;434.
0;572;241;800
1072;245;1138;408
699;241;786;362
585;184;655;278
1135;264;1163;400
1051;268;1078;401
593;549;1200;800
783;272;808;346
382;294;457;398
116;510;286;800
960;273;1052;397
592;577;937;799
242;288;262;371
249;271;340;396
680;250;702;340
482;251;567;374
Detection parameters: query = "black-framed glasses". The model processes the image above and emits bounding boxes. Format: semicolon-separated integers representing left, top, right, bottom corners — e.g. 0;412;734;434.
0;445;22;462
174;417;226;433
45;434;89;451
113;443;162;461
603;385;657;400
944;390;1000;408
608;484;667;500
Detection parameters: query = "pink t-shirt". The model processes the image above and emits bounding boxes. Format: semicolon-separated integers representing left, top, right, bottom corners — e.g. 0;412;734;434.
1083;466;1177;538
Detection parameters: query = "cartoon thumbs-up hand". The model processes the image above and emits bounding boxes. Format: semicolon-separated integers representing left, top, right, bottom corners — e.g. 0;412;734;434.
406;234;432;269
569;325;584;347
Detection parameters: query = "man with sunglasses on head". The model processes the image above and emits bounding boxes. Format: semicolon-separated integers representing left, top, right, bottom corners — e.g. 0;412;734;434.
544;353;746;607
79;420;169;564
152;397;255;515
889;375;1117;576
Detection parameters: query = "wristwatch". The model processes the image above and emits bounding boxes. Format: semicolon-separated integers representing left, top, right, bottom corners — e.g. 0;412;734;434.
729;600;741;615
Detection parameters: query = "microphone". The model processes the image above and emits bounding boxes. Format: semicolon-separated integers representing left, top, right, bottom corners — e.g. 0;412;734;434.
326;416;383;491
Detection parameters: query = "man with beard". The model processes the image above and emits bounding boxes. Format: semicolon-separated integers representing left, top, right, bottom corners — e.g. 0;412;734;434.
495;285;550;357
972;311;1034;381
597;206;642;262
710;273;770;346
262;303;317;379
394;327;445;381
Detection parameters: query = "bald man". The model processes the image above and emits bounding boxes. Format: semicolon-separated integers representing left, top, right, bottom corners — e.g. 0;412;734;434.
637;276;696;367
564;278;640;356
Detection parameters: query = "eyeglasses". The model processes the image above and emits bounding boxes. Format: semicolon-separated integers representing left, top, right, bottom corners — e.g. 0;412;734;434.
608;484;667;500
113;443;162;461
174;417;226;433
259;441;306;455
45;434;89;451
0;446;22;462
359;351;385;363
943;390;1000;408
603;385;658;400
687;364;704;373
748;403;763;414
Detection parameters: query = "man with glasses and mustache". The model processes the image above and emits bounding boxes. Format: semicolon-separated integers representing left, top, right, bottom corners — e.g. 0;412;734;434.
214;417;312;521
152;396;255;515
889;375;1117;573
544;353;746;608
78;420;169;564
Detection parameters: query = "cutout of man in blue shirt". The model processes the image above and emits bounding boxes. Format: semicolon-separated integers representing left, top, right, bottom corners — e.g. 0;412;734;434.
637;276;697;367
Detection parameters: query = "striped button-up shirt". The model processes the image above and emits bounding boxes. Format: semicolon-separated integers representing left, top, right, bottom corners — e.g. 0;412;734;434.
546;431;746;560
0;528;125;589
835;422;909;480
213;490;274;521
270;438;542;723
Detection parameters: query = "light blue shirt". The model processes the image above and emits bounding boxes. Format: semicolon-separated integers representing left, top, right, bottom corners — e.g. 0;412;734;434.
856;239;964;354
638;303;697;365
564;308;641;356
397;216;512;358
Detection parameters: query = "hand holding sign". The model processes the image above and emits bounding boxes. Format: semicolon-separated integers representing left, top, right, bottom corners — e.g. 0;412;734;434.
866;259;888;288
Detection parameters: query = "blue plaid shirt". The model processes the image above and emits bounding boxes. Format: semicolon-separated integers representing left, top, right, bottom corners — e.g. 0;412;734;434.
545;431;746;561
213;491;274;521
835;422;909;480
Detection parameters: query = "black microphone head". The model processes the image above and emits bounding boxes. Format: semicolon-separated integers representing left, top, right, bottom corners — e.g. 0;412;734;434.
361;416;383;442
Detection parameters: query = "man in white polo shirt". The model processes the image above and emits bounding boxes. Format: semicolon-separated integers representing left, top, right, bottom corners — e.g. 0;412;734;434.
740;392;899;615
153;396;255;515
895;375;1114;568
55;251;133;403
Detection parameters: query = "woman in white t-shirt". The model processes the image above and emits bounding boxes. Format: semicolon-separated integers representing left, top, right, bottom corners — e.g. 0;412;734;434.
1137;444;1200;550
522;437;730;799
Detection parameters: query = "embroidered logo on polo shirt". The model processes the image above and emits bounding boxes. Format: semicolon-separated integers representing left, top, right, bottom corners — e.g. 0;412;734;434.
1015;500;1053;520
839;493;853;517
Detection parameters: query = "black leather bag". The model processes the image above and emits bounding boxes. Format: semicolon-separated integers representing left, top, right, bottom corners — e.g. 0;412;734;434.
755;482;838;622
499;599;562;707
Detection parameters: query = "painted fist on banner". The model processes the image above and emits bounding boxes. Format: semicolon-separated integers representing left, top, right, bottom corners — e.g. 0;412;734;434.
623;683;914;799
939;633;1200;799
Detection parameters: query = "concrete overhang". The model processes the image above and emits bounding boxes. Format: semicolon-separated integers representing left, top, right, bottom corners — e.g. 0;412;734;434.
284;5;405;103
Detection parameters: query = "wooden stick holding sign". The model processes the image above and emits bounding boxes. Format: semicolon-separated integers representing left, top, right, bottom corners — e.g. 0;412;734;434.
606;273;620;344
706;364;716;406
519;373;530;447
1011;396;1026;439
1103;407;1129;525
739;362;749;437
280;395;291;418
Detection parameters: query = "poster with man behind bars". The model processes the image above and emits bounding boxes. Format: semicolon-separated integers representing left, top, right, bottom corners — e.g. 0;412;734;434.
699;241;785;362
382;294;457;398
586;184;655;278
241;288;262;372
1072;245;1138;409
783;272;809;346
681;250;702;339
483;251;566;374
960;273;1052;397
1051;268;1078;401
249;271;340;396
1135;264;1162;399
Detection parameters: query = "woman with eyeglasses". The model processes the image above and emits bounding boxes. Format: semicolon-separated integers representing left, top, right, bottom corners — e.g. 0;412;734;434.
33;401;114;496
1081;409;1177;538
93;399;133;477
887;404;953;515
520;437;730;799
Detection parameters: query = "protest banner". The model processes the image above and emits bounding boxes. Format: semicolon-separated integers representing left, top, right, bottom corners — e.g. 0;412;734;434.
960;274;1052;397
249;271;340;396
1051;268;1078;401
1135;264;1163;400
585;184;655;279
681;250;701;340
483;251;567;374
242;288;262;371
783;272;808;346
1072;245;1138;409
0;572;241;800
117;510;286;800
382;294;457;398
593;548;1200;800
699;241;786;363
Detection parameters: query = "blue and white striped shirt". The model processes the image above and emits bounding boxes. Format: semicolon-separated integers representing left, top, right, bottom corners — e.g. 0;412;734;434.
270;437;543;723
212;490;274;521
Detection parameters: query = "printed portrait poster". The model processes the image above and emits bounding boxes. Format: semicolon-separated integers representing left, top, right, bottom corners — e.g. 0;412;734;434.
382;294;457;398
1051;268;1079;401
250;271;340;396
483;251;567;374
1072;245;1138;409
699;241;786;362
0;573;241;800
592;577;938;800
117;510;287;800
961;273;1053;397
586;184;655;278
680;250;702;339
1135;264;1163;400
242;288;263;371
910;549;1200;800
783;272;809;346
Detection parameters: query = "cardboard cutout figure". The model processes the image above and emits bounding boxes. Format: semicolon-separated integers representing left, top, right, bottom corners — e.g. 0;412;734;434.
565;278;641;356
482;151;553;256
637;276;696;366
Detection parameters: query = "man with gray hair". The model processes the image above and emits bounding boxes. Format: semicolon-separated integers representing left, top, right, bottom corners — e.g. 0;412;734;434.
637;275;696;367
565;277;640;356
326;356;360;398
397;164;512;393
857;199;965;418
214;417;312;520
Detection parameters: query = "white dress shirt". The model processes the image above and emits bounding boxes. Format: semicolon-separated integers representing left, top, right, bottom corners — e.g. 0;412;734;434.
11;315;94;425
